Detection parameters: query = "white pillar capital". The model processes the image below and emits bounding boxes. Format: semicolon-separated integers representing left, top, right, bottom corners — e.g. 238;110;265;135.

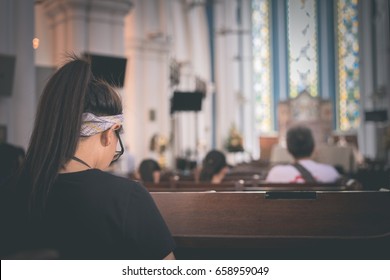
43;0;133;19
41;0;133;64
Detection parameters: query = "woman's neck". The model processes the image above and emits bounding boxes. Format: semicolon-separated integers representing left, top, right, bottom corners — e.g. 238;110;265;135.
59;155;94;173
59;139;99;173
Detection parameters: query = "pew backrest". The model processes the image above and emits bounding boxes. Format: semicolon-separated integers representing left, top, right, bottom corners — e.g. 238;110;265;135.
151;191;390;258
145;181;348;192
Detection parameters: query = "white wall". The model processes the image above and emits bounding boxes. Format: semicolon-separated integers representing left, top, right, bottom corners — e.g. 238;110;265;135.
3;0;389;163
0;0;36;149
124;0;212;168
124;0;172;168
358;0;390;160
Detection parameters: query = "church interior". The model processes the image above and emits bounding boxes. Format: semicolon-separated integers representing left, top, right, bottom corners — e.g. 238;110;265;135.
0;0;390;259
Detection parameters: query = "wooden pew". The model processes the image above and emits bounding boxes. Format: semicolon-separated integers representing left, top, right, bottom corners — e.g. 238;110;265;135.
145;181;349;192
223;172;266;182
151;191;390;259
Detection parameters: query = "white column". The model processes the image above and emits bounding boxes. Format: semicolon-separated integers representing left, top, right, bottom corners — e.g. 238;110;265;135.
373;0;390;160
42;0;132;63
241;0;256;159
170;0;191;61
214;0;256;160
318;0;332;100
124;0;212;167
358;0;376;158
275;0;288;101
124;0;172;167
184;0;211;162
0;0;13;133
374;0;390;110
87;1;131;55
42;0;70;65
0;0;36;149
214;0;240;149
386;0;390;115
35;4;54;66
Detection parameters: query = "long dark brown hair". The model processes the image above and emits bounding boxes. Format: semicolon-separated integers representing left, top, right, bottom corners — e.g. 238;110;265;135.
19;55;122;216
199;150;227;182
139;159;161;183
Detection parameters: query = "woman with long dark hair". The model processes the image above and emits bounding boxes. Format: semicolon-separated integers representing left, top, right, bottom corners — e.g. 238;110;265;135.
138;159;161;183
1;56;175;260
199;150;230;183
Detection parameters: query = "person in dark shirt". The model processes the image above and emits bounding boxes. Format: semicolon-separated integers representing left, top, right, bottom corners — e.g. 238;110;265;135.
1;56;175;260
0;142;25;186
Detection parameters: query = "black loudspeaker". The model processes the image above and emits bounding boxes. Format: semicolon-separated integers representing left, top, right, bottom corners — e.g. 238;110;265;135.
364;110;388;122
84;53;127;87
0;54;16;97
170;91;203;113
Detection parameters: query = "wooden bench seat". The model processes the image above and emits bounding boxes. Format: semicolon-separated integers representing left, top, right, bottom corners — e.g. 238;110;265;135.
151;191;390;259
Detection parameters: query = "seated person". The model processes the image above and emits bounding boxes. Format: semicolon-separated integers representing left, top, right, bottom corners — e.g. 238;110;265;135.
0;142;25;186
199;150;229;184
266;126;340;183
1;57;175;260
138;159;161;183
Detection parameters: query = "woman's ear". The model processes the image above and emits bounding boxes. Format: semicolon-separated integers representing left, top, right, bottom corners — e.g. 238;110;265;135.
101;124;121;147
100;130;112;147
111;124;121;131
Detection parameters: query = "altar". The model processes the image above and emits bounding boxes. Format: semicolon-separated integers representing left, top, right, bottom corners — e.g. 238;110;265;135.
278;90;333;145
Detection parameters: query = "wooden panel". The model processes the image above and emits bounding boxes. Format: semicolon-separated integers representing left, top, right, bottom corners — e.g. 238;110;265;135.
332;133;359;149
259;136;279;161
151;191;390;259
145;181;348;192
152;191;390;238
277;92;333;144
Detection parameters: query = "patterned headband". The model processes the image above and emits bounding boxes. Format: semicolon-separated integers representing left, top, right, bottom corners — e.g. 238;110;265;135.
80;113;124;137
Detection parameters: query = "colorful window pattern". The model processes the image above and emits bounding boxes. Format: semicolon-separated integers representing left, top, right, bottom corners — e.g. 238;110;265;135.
287;0;318;98
252;0;272;132
337;0;360;131
252;0;360;132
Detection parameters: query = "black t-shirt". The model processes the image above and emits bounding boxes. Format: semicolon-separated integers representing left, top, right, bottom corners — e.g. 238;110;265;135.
42;169;175;259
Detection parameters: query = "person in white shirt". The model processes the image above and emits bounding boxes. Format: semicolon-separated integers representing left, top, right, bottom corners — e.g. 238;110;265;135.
266;126;340;183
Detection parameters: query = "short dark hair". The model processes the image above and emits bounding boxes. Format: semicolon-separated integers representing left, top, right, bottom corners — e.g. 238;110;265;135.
286;126;315;159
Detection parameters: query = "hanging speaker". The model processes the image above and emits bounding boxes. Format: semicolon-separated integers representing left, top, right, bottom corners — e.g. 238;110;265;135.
170;91;204;114
83;53;127;88
0;54;16;97
364;110;388;122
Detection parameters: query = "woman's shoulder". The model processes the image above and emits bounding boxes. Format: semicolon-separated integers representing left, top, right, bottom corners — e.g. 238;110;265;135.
57;169;146;194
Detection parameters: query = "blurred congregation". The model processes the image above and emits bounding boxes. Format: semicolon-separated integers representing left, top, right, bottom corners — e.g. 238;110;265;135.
0;0;390;260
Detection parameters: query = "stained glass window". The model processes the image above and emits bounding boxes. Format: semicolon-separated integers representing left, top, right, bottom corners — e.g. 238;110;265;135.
252;0;272;132
252;0;360;133
287;0;318;98
336;0;360;131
